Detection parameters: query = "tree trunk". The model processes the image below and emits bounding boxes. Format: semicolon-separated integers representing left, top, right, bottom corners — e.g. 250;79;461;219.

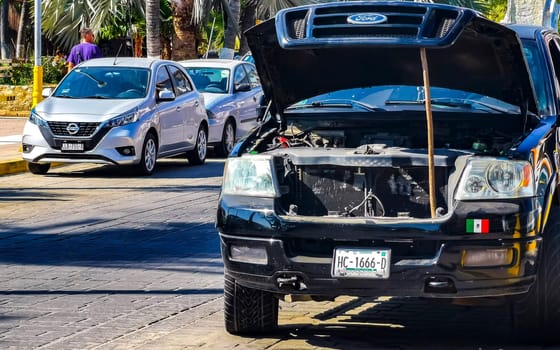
221;0;240;59
146;0;161;58
172;0;198;60
15;0;26;59
239;3;255;56
0;0;9;59
504;0;559;26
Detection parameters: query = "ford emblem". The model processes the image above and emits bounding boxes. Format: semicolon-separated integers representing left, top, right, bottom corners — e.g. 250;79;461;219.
347;13;388;25
67;123;80;135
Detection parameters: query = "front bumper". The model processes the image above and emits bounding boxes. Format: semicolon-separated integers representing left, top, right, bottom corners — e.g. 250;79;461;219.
217;195;542;298
21;121;145;165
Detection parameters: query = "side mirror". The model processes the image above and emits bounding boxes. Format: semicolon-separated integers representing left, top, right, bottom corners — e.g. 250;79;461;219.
157;90;175;101
42;88;53;98
235;82;251;92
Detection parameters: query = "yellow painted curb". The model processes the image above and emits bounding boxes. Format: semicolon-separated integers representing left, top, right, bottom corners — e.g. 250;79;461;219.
0;110;29;117
0;159;27;176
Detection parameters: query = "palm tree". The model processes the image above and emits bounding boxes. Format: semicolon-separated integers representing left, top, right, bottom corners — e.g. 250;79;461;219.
40;0;145;52
146;0;160;58
171;0;197;60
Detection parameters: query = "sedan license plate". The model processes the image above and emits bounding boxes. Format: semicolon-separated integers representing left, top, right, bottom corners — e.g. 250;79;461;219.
61;141;84;152
332;247;390;279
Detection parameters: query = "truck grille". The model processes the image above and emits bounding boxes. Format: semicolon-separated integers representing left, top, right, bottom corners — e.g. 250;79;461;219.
280;2;465;46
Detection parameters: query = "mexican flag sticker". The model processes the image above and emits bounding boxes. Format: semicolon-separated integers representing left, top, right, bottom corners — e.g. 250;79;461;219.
466;219;489;233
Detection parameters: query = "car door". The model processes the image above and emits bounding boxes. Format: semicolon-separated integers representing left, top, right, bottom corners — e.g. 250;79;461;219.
233;64;262;137
155;66;184;153
167;64;202;149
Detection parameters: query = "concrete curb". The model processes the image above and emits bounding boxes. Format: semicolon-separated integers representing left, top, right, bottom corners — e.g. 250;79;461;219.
0;110;29;117
0;158;28;176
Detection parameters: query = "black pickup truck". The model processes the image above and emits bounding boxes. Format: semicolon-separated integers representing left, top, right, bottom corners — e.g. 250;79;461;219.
216;1;560;343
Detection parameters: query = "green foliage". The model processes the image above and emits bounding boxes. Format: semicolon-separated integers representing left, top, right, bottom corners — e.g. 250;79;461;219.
42;56;68;84
198;11;225;55
7;61;33;85
486;0;508;22
0;56;67;86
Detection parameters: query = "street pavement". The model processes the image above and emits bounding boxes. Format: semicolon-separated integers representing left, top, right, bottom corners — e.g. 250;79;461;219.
0;116;27;175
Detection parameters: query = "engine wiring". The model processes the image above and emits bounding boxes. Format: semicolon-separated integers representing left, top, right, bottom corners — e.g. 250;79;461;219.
343;189;385;217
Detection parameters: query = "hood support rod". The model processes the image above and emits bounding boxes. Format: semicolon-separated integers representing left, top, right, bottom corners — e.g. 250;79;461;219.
420;48;437;219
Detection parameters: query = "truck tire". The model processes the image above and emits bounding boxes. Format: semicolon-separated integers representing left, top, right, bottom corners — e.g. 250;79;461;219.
511;210;560;344
224;274;278;335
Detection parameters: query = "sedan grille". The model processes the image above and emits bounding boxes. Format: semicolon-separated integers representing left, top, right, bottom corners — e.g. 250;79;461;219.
48;122;100;137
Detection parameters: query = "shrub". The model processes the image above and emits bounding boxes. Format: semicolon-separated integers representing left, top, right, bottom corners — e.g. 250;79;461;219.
0;56;67;86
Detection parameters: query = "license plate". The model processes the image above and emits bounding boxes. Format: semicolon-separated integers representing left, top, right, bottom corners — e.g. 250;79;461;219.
61;141;84;152
332;247;391;279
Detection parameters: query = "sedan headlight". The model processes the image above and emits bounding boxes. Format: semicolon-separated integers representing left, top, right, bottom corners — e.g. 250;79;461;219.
29;110;48;127
106;111;139;128
222;156;279;197
455;158;534;200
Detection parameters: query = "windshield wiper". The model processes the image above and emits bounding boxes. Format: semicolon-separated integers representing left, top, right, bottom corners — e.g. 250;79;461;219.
287;100;384;112
54;95;77;99
81;95;110;99
74;70;107;88
385;98;515;114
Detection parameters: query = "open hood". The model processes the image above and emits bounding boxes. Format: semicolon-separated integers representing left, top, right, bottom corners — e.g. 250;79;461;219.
246;1;538;116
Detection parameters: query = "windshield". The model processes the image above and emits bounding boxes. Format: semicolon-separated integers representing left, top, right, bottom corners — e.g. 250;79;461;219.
54;67;149;99
287;85;521;114
185;67;229;94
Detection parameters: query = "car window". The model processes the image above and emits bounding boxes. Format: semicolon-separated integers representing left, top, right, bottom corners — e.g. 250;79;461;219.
288;85;520;114
168;65;192;96
243;64;260;89
155;66;174;94
233;65;249;87
185;67;229;94
53;67;149;99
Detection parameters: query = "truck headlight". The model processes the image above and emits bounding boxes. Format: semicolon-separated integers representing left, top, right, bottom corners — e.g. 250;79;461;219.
455;158;534;200
222;156;279;197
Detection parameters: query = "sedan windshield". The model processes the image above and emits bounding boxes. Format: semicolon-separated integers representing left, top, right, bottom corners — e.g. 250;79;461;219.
54;67;149;99
185;67;229;94
287;85;521;114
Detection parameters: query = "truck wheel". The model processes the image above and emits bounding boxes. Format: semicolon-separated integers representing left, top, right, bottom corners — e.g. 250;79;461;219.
511;210;560;344
27;162;50;175
224;274;278;335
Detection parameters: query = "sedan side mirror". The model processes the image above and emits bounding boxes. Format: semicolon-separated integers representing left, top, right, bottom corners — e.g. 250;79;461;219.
235;82;251;92
42;88;53;98
157;90;175;102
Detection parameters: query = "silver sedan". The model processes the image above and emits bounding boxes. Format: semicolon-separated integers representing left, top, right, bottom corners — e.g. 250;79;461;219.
180;59;263;157
22;57;208;175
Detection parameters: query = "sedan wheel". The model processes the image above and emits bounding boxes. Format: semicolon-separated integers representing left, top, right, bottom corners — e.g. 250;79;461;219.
187;126;207;165
216;121;236;158
136;133;157;176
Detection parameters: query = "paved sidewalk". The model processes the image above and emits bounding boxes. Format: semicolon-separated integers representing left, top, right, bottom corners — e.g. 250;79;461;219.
0;115;27;175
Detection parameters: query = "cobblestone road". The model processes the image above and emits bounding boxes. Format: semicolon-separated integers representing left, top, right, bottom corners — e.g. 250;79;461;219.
0;161;553;349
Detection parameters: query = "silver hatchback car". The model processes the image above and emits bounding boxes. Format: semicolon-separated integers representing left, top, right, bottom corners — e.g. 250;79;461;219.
22;57;208;175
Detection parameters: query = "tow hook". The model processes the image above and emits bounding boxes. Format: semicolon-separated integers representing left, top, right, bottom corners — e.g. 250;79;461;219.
276;275;306;291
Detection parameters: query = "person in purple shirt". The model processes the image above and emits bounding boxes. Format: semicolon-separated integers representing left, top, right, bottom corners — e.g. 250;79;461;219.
67;28;103;70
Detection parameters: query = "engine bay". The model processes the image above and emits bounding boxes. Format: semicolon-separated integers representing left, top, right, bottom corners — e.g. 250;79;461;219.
243;112;534;219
